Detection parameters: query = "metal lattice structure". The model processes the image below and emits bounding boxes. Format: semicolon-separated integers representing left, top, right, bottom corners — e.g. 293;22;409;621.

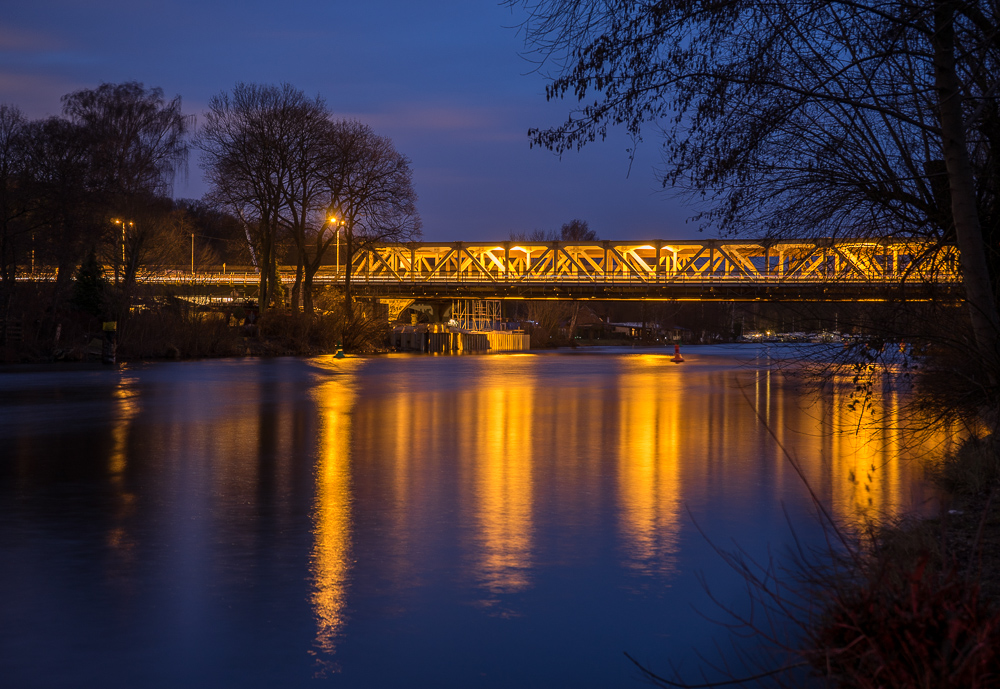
338;238;961;301
26;238;961;302
452;300;501;331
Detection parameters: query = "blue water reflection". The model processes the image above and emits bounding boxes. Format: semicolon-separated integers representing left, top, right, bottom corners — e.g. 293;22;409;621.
0;350;945;687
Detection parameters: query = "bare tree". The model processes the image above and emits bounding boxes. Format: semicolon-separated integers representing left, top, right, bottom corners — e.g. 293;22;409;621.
559;218;597;241
61;82;190;302
511;219;597;242
198;83;319;311
510;220;597;339
19;116;101;311
174;199;253;266
0;105;30;308
510;0;1000;384
321;119;421;318
117;202;195;288
199;87;420;318
61;82;189;202
282;111;332;312
509;228;554;241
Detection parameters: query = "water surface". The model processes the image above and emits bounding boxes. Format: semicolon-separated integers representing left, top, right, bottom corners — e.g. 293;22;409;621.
0;348;946;687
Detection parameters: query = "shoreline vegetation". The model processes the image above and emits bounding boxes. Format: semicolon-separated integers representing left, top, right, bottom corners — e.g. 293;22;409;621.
628;437;1000;689
789;440;1000;688
0;282;395;364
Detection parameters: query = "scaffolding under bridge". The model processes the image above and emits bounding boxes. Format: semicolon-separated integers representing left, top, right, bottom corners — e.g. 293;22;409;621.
452;300;501;331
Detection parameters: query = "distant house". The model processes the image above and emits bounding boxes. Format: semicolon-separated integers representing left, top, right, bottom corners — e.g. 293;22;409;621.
568;305;609;340
600;321;695;342
666;325;693;342
609;322;646;338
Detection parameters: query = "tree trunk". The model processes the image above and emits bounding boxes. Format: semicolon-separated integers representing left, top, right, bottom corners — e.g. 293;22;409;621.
0;216;13;287
343;231;354;321
303;273;314;314
303;250;324;316
258;219;271;314
258;239;269;315
291;258;302;314
567;301;580;344
264;217;280;310
269;255;280;309
933;1;1000;383
52;258;76;315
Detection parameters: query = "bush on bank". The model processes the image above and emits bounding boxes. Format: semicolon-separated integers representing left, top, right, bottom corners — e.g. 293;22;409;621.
796;437;1000;689
805;523;1000;687
115;305;389;359
782;331;1000;688
0;280;390;363
117;307;246;359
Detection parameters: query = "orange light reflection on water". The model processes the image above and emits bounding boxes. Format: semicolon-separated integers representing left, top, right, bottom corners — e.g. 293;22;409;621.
309;359;362;666
795;379;955;532
109;376;139;477
304;352;952;637
617;356;681;576
468;369;535;597
106;374;140;559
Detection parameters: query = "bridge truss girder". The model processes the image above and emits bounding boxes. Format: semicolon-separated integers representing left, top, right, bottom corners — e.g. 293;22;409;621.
349;281;960;302
336;238;960;301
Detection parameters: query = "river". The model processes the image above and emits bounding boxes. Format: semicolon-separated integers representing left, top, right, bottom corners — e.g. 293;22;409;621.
0;346;948;687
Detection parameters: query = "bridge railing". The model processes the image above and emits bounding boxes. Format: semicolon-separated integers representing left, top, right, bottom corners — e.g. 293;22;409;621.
14;239;962;290
347;239;961;285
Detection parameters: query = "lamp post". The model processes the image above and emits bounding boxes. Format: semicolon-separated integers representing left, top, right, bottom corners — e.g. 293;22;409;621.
191;233;195;275
329;216;345;280
124;221;132;281
111;219;120;284
111;219;131;285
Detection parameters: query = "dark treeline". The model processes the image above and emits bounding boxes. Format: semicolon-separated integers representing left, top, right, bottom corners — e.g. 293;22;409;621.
509;217;598;242
0;80;420;359
0;83;191;324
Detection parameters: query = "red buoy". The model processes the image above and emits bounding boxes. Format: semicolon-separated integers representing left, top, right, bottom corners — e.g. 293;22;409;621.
671;343;684;363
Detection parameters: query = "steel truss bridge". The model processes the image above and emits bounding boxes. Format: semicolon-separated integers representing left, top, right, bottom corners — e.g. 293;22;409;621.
42;238;959;302
312;238;961;301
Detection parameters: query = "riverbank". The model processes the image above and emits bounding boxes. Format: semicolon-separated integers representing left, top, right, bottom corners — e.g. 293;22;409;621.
0;305;396;364
794;437;1000;687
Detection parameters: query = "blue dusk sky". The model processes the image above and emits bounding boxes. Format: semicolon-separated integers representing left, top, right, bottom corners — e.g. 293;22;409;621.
0;1;701;242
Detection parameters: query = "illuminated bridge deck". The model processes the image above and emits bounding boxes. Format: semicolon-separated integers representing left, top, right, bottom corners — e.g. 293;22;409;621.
116;238;962;301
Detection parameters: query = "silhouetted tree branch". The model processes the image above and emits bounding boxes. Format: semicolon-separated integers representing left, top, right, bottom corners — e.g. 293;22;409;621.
510;0;1000;388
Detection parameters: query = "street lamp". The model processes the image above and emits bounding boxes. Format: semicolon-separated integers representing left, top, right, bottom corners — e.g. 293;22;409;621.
328;215;346;279
111;219;132;285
